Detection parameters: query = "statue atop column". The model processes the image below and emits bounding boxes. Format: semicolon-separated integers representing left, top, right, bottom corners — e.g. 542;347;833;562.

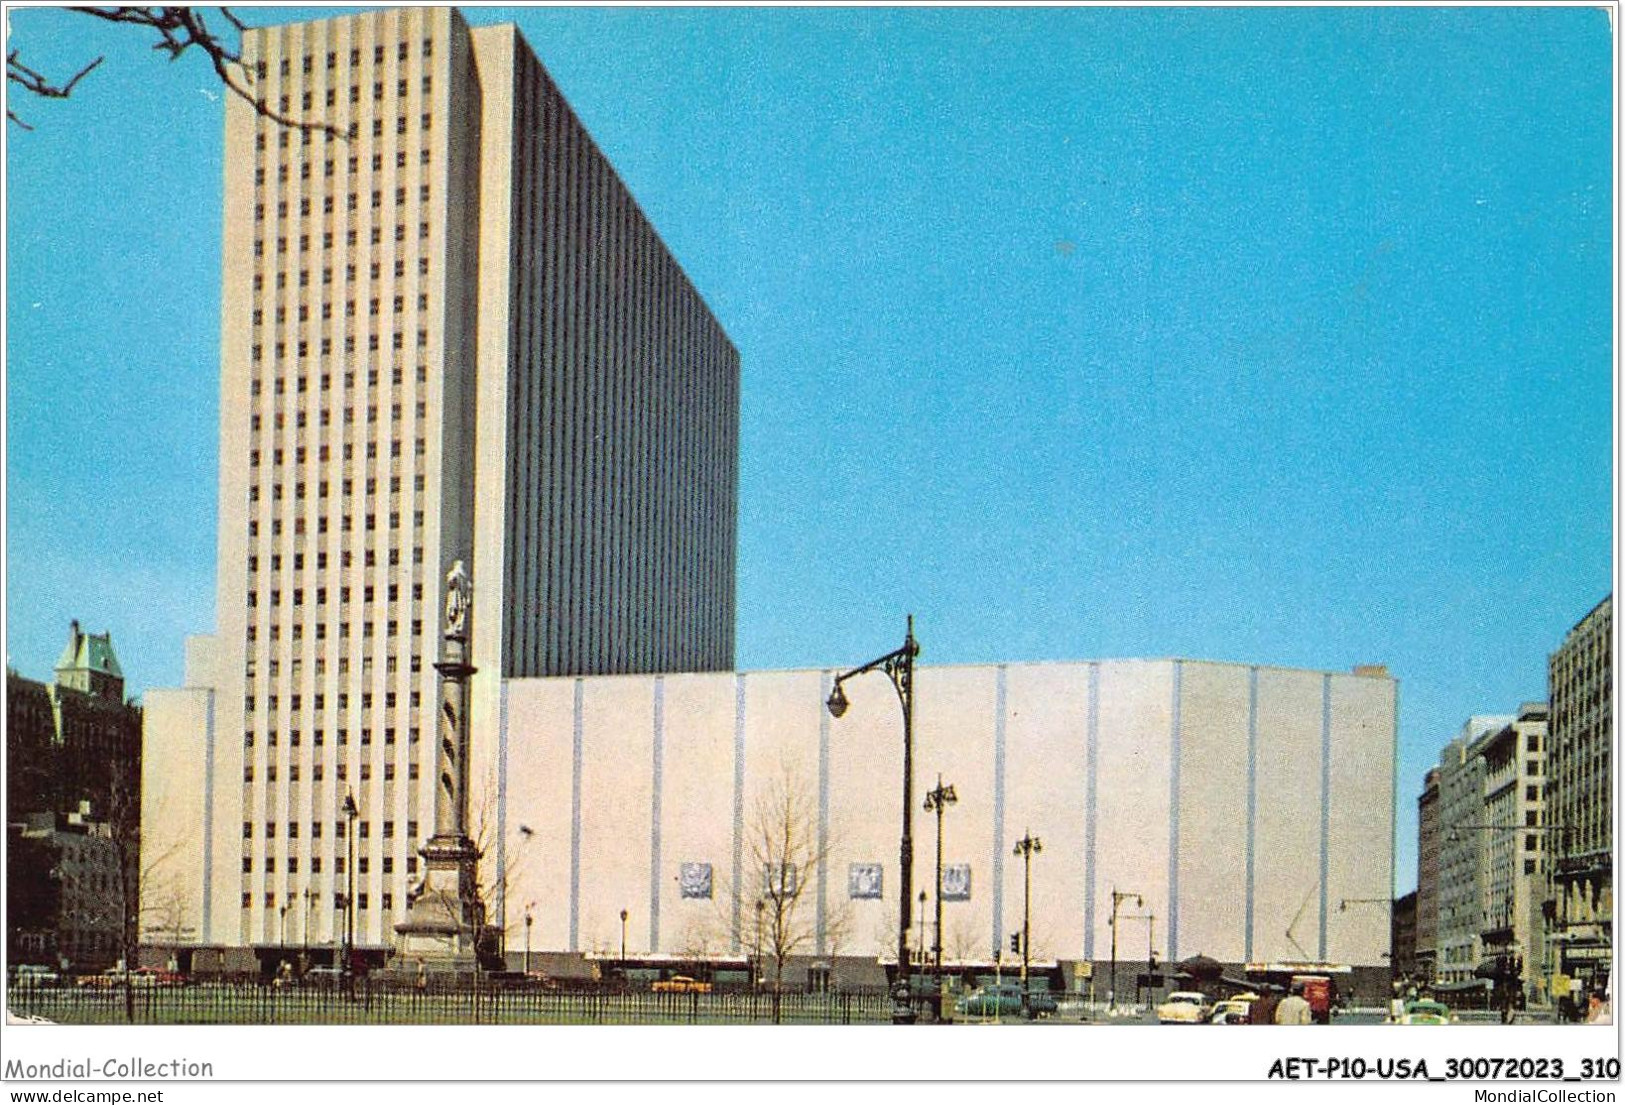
391;559;483;977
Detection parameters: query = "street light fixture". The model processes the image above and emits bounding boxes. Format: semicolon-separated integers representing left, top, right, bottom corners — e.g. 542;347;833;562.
523;903;534;976
620;908;629;972
917;890;928;969
826;615;921;1024
1013;830;1041;1017
1108;887;1143;1013
303;887;317;964
924;775;957;980
754;898;766;992
342;791;358;985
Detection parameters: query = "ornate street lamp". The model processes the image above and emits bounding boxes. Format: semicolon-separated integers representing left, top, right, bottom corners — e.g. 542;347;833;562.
826;615;920;1025
924;776;957;980
1013;831;1042;1016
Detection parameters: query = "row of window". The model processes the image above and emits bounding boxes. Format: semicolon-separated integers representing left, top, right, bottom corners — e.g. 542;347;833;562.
247;477;427;509
248;586;422;608
246;507;426;535
245;819;417;839
256;366;426;397
249;408;426;434
251;326;431;361
243;761;418;783
244;616;424;645
245;688;423;712
258;37;433;78
247;514;427;543
244;727;422;747
243;891;395;911
244;856;412;877
247;548;419;575
252;110;431;156
251;258;432;299
254;186;432;229
247;549;422;575
254;294;430;326
254;77;433;126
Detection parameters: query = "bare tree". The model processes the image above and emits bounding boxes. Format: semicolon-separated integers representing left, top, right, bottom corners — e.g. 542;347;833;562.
746;765;842;995
945;917;981;966
8;6;342;134
454;766;533;969
105;776;182;1022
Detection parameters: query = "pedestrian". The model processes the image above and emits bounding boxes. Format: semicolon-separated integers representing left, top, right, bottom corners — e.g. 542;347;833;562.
416;959;427;993
1275;983;1313;1025
1250;991;1281;1025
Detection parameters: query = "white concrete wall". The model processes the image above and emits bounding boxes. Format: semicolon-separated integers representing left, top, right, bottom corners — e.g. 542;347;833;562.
490;659;1396;968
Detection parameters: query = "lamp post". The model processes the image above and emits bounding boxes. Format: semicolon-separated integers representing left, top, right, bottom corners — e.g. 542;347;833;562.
523;905;533;976
917;891;927;968
497;823;534;970
342;791;358;984
620;908;629;972
754;898;765;991
1108;887;1142;1013
826;615;921;1024
303;887;317;961
279;901;291;949
1013;831;1041;1016
924;775;958;979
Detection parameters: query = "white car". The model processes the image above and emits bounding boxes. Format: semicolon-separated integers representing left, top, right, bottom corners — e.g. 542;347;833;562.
1156;991;1209;1024
1208;993;1260;1024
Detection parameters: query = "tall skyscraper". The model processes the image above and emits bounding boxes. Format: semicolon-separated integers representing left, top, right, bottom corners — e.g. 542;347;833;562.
209;7;739;950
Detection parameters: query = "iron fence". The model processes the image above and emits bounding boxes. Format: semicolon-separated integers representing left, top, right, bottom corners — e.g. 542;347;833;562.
6;980;893;1026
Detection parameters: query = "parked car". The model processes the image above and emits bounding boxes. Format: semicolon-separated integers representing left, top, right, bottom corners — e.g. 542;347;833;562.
76;970;124;989
11;965;60;987
651;975;712;994
131;968;185;987
952;981;1057;1019
1208;993;1259;1024
1396;999;1452;1025
1156;991;1210;1024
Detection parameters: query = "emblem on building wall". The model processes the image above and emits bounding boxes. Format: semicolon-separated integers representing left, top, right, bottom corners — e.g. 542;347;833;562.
678;862;712;900
762;862;798;898
848;862;884;900
941;863;972;901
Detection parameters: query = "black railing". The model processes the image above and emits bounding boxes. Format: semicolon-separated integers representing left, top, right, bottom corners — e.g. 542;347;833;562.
5;979;893;1026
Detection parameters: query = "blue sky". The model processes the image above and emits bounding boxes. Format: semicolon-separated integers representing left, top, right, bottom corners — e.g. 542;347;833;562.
4;6;1613;895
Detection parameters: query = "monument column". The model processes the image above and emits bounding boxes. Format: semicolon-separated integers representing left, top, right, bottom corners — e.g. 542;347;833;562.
392;560;484;973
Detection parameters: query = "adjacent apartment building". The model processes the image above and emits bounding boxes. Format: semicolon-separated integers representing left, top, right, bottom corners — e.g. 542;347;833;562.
1547;595;1612;1003
6;623;142;970
155;7;740;953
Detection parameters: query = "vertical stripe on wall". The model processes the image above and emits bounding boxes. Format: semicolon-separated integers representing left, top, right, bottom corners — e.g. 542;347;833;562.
1084;663;1099;960
1167;660;1183;963
731;674;746;953
649;676;664;951
201;691;216;944
817;672;831;955
991;665;1007;958
1319;674;1332;961
569;678;584;952
496;681;510;935
1245;667;1258;962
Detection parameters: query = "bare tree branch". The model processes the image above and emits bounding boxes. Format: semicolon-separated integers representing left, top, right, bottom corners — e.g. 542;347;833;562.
7;51;104;128
10;7;345;137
